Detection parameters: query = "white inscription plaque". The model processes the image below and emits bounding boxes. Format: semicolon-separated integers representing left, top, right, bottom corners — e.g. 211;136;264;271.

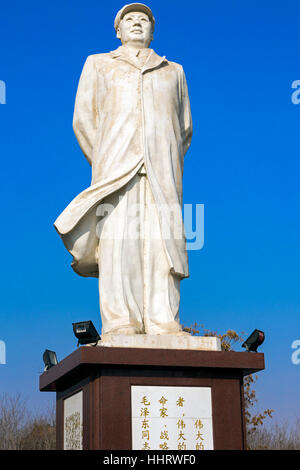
131;386;214;450
64;390;83;450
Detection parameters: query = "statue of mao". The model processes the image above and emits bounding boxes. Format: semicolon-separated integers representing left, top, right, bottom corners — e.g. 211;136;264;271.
54;3;193;337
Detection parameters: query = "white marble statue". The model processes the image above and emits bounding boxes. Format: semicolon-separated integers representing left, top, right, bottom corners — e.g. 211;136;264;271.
54;3;193;337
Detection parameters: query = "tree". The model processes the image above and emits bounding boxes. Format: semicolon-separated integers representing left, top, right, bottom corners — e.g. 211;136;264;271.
0;393;56;450
183;323;273;448
0;393;28;450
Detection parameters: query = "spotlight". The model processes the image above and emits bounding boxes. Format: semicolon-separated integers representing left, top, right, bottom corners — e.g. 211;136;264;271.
43;349;58;371
72;320;101;346
242;329;265;352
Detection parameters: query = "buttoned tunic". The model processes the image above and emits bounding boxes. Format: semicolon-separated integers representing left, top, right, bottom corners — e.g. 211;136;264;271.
54;46;193;279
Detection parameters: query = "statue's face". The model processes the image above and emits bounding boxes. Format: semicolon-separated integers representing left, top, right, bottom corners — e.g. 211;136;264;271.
117;11;153;47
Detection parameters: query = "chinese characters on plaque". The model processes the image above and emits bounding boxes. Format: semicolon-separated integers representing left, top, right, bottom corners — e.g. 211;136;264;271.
131;386;214;450
63;390;83;450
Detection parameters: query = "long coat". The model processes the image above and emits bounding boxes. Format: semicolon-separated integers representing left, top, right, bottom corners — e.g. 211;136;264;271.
54;46;193;278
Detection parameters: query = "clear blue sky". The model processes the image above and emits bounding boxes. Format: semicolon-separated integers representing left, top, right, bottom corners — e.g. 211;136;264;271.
0;0;299;424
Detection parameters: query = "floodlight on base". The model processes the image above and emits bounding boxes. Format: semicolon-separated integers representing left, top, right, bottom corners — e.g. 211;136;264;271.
72;320;101;346
43;349;58;371
242;329;265;352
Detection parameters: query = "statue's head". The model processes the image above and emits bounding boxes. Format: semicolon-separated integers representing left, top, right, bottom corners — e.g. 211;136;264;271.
114;3;155;48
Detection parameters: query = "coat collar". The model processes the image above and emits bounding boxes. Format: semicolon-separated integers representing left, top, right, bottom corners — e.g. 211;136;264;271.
110;46;167;73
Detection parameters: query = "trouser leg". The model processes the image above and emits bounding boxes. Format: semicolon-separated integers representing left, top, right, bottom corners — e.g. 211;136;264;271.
142;176;182;334
97;173;183;335
97;175;144;335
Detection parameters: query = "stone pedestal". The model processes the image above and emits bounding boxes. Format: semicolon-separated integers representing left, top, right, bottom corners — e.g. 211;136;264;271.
97;333;222;351
39;344;264;450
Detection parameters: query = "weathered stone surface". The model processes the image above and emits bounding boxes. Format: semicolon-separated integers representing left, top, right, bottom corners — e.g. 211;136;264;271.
96;334;221;351
55;4;194;339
